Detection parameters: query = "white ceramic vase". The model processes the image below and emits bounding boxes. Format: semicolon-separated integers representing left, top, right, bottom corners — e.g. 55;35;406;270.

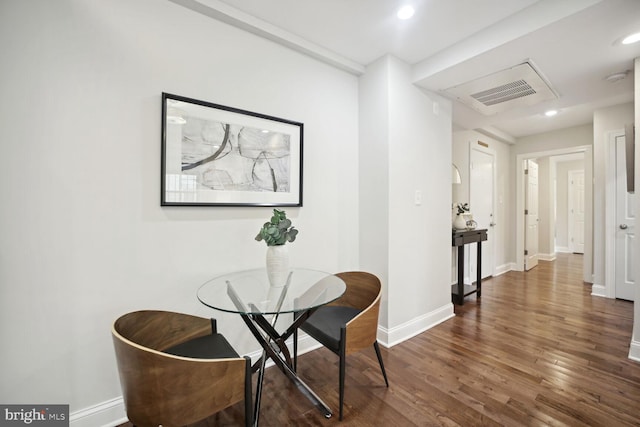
453;214;467;231
266;245;289;287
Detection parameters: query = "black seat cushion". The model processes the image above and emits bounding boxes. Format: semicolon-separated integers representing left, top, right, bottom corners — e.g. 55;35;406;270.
164;333;240;359
300;306;361;352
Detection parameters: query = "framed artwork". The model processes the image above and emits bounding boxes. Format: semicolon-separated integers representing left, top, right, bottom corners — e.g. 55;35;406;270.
161;93;303;206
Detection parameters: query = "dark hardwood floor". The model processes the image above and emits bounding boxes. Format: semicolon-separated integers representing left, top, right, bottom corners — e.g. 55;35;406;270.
119;254;640;426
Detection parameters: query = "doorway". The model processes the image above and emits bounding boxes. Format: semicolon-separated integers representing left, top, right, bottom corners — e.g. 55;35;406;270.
515;146;593;283
552;155;586;255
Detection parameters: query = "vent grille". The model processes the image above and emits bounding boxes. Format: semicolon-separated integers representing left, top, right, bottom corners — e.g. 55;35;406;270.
471;79;537;106
444;61;557;115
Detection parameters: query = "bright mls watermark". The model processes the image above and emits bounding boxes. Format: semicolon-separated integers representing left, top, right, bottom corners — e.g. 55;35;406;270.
1;405;68;426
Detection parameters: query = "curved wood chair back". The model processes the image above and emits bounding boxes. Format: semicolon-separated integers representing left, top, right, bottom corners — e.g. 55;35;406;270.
112;310;248;427
333;271;382;355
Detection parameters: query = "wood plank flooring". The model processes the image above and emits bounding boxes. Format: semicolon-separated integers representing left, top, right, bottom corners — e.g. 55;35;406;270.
118;254;640;426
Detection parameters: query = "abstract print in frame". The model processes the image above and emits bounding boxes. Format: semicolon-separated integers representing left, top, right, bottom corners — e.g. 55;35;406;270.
161;93;303;206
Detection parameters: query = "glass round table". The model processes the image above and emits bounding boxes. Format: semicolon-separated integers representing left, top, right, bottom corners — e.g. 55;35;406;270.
197;268;346;425
197;268;345;315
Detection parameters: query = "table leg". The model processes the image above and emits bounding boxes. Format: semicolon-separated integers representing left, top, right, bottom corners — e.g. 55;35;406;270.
457;245;465;305
476;240;482;297
238;312;333;423
224;278;332;424
252;350;268;427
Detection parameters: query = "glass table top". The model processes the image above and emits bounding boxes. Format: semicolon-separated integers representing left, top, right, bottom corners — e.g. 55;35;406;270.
197;268;346;315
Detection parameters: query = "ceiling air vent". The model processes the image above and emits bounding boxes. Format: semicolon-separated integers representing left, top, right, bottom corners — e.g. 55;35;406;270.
444;61;558;115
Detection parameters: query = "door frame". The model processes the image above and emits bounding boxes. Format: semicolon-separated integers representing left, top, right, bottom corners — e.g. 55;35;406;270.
515;145;593;283
605;129;626;299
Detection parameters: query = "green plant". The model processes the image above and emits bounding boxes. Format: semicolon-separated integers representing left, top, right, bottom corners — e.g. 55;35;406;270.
255;209;299;246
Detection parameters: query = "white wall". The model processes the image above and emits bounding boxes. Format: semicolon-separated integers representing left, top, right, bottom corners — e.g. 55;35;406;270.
387;57;453;335
0;0;360;422
360;55;454;345
513;125;593;155
359;57;391;325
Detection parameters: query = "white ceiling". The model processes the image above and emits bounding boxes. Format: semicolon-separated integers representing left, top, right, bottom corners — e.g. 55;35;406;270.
173;0;640;141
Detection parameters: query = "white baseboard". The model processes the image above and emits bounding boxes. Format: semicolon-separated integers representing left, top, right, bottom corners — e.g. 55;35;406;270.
293;304;455;350
591;283;607;298
70;397;127;427
379;303;454;348
494;263;514;277
555;246;571;253
629;339;640;362
538;253;556;262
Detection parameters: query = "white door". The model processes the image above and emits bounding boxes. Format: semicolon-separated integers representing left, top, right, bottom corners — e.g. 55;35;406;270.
525;159;539;271
615;134;635;301
469;146;495;280
568;170;585;254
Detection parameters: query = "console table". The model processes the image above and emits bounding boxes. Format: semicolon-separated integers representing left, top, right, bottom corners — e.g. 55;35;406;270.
452;229;487;305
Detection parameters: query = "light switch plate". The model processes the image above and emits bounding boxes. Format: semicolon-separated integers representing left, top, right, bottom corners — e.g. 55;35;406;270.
414;190;422;205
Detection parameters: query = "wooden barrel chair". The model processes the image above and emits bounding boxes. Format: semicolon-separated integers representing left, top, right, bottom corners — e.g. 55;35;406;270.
293;271;389;420
112;310;252;427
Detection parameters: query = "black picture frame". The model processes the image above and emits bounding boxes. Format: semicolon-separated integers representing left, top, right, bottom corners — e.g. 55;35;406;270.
161;93;303;206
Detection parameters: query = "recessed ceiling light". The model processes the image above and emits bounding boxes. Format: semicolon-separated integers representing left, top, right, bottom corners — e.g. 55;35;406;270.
397;5;415;20
545;110;558;117
622;32;640;45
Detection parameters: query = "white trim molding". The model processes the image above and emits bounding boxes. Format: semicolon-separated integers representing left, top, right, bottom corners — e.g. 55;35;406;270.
538;253;557;262
629;339;640;362
380;303;454;348
70;397;126;427
494;263;515;276
591;283;607;298
169;0;365;75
